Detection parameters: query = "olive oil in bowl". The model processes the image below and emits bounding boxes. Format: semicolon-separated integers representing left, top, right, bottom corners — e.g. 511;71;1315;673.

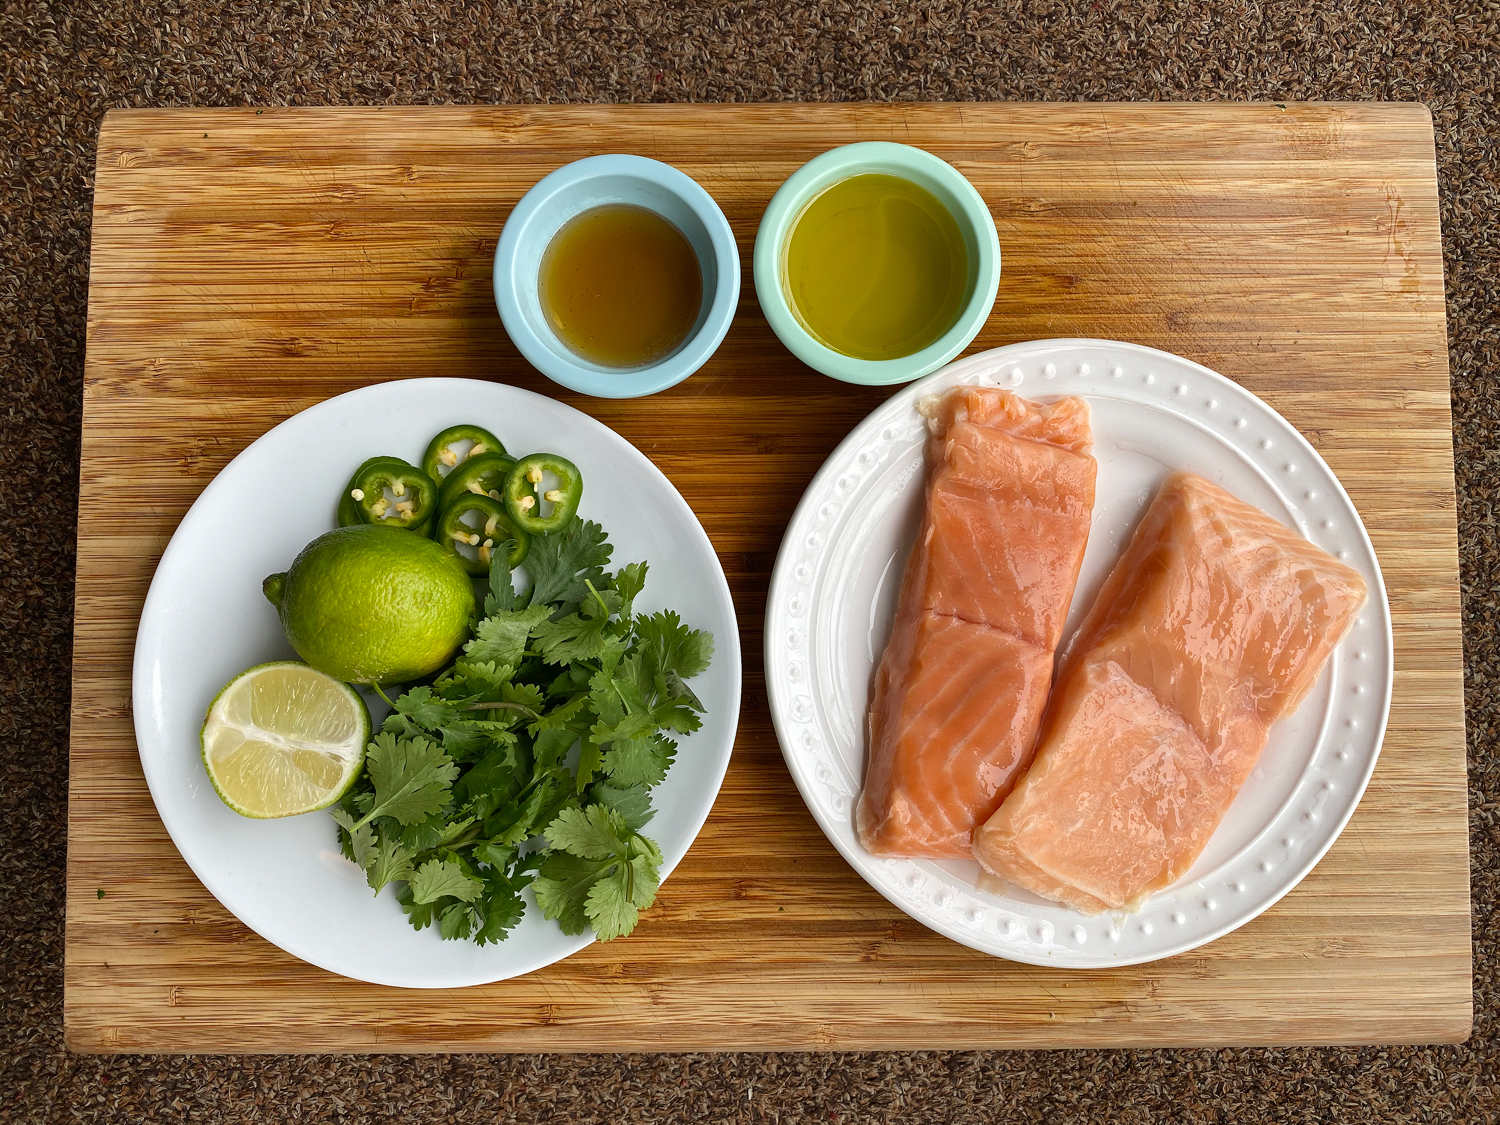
783;174;969;361
539;203;704;369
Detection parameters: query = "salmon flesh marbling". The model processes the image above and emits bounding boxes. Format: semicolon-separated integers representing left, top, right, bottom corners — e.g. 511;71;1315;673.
972;471;1369;913
856;387;1098;857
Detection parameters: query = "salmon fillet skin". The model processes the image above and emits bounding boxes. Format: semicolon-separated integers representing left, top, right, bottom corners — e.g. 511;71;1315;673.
972;471;1369;913
856;387;1097;858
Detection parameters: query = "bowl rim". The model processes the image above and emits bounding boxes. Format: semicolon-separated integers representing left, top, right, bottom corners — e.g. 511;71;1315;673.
752;141;1001;387
493;153;740;400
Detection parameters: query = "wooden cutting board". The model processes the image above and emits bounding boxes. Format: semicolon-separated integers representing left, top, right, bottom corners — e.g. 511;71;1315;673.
67;103;1469;1052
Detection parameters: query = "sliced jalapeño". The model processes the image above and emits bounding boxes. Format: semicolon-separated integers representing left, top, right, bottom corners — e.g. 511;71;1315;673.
437;451;517;511
422;424;508;483
438;493;530;573
503;454;583;535
350;458;439;531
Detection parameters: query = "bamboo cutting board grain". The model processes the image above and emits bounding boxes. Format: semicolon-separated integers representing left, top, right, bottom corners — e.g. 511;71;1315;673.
67;103;1469;1052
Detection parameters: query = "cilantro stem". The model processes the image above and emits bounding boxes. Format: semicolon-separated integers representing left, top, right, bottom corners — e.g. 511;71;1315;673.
466;701;542;720
372;683;398;709
350;806;380;834
610;675;633;716
584;578;612;619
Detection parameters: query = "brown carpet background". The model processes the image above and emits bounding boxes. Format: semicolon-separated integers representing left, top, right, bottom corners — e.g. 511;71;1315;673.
2;1;1497;1121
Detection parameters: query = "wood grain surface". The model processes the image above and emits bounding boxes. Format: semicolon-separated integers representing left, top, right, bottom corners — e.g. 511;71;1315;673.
66;103;1469;1053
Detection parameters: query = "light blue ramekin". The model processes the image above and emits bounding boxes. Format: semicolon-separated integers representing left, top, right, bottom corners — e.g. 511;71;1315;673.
752;142;1001;386
493;154;740;399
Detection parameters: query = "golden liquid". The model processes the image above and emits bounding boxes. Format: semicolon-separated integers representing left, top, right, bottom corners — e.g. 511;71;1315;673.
784;174;969;361
539;203;703;369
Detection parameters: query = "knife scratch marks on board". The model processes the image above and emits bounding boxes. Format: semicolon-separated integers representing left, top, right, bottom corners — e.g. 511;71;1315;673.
1382;183;1424;297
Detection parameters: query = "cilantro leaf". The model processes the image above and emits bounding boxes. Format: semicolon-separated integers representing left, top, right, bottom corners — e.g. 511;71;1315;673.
634;829;663;868
409;857;485;905
388;686;466;733
587;709;656;748
664;671;705;713
363;733;459;827
584;849;661;941
482;774;562;846
396;809;455;852
533;782;580;838
534;805;663;941
499;680;546;715
611;561;647;623
454;745;525;816
529;694;590;772
635;610;715;682
544;804;630;861
464;605;551;668
379;709;430;741
584;868;642;941
448;659;515;695
473;874;529;945
524;518;612;610
601;733;676;788
484;542;518;617
589;662;704;745
426;815;478;850
588;781;657;833
395;882;439;931
576;737;605;793
532;726;581;777
435;725;491;763
331;807;376;868
547;663;594;698
364;829;416;894
587;663;630;728
532;850;607;936
439;902;480;940
533;596;616;666
473;841;515;868
650;698;705;736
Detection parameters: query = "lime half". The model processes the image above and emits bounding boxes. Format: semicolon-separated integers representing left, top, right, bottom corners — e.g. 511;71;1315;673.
201;661;370;818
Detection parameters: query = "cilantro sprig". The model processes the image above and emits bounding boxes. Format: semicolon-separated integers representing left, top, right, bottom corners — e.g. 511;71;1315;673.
332;517;713;945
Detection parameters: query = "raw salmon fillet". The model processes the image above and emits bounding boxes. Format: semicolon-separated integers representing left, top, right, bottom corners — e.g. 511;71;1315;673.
857;387;1097;857
972;472;1369;912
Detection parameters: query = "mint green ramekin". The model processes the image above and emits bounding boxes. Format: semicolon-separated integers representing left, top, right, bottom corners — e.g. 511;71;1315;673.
752;142;1001;386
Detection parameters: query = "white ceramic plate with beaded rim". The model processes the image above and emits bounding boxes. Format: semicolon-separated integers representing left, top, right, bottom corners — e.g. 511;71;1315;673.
765;339;1392;968
133;378;742;988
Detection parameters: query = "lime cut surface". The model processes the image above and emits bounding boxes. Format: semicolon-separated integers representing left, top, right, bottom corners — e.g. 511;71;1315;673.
201;661;371;818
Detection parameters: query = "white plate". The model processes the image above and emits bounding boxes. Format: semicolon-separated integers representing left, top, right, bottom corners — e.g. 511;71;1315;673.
133;378;742;988
765;340;1392;968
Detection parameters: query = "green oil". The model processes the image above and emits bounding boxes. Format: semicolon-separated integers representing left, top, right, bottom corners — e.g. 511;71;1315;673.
783;173;969;361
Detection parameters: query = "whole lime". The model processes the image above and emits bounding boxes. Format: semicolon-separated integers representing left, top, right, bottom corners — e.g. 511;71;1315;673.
263;525;476;685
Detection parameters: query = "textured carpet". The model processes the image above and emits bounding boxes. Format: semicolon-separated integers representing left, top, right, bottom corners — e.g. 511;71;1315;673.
2;1;1497;1122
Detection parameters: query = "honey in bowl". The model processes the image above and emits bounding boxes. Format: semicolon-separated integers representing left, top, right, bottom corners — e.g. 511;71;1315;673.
783;173;969;361
538;203;703;369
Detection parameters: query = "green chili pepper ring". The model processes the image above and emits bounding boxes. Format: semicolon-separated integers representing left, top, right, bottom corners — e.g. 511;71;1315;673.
437;494;531;573
437;452;517;511
422;424;508;483
503;454;583;534
337;456;406;528
336;460;372;528
352;459;439;531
